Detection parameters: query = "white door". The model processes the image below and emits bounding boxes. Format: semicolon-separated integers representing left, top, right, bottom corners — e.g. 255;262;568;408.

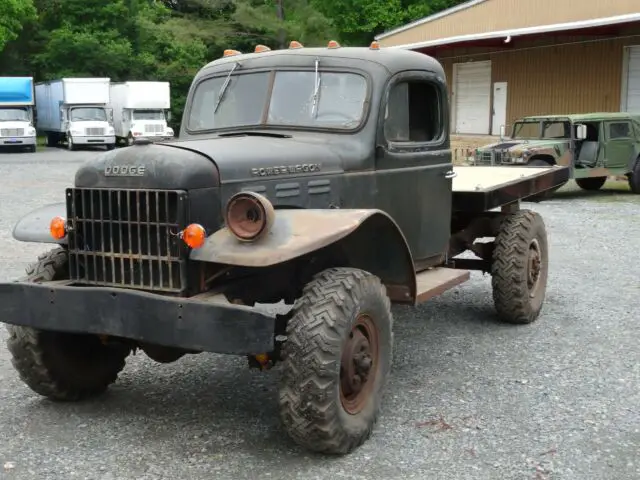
491;82;508;136
624;46;640;112
454;60;491;134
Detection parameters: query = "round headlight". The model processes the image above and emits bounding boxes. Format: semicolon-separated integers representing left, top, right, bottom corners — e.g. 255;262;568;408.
225;191;275;241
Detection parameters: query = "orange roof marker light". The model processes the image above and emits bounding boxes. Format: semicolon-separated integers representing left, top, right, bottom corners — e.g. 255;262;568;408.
327;40;341;49
255;44;271;53
369;41;381;50
180;223;207;249
289;40;304;49
50;216;67;240
223;49;242;57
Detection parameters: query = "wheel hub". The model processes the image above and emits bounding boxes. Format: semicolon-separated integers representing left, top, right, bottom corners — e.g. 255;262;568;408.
340;314;379;415
527;238;542;297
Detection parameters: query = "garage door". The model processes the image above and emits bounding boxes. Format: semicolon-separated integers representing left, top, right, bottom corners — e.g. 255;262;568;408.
625;46;640;112
454;60;491;134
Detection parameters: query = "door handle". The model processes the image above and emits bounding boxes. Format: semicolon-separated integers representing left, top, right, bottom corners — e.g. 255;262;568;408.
444;170;457;179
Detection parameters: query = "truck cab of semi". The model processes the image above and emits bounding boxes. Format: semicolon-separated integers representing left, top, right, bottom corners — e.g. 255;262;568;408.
110;81;175;145
0;77;37;153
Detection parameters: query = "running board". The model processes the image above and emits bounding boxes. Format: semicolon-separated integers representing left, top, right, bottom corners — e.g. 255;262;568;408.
415;267;470;304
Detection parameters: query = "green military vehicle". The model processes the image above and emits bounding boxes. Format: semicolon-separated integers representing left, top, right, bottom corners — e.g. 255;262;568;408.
0;41;569;455
473;113;640;193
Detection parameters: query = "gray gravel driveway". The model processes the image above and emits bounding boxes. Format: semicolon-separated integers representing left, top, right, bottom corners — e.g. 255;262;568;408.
0;148;638;480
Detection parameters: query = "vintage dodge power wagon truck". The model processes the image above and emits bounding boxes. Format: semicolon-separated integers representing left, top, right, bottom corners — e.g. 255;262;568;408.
0;41;569;455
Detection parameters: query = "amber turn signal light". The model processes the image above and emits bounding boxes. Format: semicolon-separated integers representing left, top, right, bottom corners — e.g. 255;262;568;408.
181;223;206;249
50;216;67;240
327;40;341;49
289;41;303;49
369;41;380;50
254;44;271;53
223;49;241;57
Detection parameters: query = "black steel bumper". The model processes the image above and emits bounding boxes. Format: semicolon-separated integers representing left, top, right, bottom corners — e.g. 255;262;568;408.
0;282;276;355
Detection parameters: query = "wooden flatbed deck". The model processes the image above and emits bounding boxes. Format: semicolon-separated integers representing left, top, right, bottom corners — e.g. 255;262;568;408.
451;165;570;212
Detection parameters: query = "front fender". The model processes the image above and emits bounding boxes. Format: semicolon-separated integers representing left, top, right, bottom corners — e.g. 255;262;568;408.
190;209;417;303
12;203;67;245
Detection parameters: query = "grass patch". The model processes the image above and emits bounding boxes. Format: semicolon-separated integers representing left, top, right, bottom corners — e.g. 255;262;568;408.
554;179;639;203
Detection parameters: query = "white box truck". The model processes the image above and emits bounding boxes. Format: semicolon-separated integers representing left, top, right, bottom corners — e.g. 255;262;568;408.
109;81;174;145
35;78;116;151
0;76;37;152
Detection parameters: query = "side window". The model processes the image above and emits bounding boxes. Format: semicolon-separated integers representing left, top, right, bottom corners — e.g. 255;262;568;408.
608;121;631;139
384;80;442;143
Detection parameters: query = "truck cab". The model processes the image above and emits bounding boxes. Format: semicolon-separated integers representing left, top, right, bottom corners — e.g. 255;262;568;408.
0;77;37;153
110;81;175;146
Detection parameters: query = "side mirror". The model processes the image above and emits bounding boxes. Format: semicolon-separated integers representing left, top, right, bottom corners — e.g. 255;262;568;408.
499;124;506;140
575;124;587;140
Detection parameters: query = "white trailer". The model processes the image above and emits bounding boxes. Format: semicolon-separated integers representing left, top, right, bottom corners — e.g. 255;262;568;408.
109;81;174;145
0;77;37;152
35;78;116;151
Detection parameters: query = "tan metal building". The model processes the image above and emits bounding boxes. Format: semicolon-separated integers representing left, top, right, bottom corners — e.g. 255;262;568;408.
375;0;640;136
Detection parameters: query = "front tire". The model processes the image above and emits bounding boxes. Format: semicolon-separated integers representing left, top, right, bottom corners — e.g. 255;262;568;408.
628;161;640;194
278;267;393;454
67;134;75;151
5;248;130;401
575;176;606;191
491;210;549;324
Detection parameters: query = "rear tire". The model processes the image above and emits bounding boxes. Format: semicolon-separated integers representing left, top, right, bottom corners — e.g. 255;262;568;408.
491;209;548;324
575;176;606;191
5;248;130;401
278;267;393;454
628;161;640;194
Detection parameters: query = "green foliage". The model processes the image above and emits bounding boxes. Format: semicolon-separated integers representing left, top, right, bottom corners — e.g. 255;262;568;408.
0;0;466;133
0;0;36;52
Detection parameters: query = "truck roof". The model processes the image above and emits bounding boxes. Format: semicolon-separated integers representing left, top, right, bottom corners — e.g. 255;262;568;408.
198;42;445;78
519;112;640;123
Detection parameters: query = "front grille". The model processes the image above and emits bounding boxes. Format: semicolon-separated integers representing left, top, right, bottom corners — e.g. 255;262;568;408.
475;150;509;165
66;188;188;293
85;127;105;136
144;124;164;133
1;128;24;137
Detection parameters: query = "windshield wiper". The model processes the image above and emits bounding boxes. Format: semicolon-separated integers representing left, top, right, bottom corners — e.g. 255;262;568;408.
214;62;239;113
311;57;321;118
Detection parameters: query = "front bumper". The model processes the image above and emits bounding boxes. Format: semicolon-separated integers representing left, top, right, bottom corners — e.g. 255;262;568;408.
0;281;276;355
72;135;116;145
134;135;174;142
0;136;36;146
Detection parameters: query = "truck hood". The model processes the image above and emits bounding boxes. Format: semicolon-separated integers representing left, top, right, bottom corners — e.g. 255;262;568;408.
0;120;33;130
73;134;344;190
161;134;344;183
478;138;569;155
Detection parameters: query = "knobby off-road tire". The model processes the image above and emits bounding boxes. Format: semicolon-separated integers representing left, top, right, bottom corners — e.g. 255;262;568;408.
575;176;607;191
629;161;640;194
491;209;549;324
278;267;393;454
6;247;130;401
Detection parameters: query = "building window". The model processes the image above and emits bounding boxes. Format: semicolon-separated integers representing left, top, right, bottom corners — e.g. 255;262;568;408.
608;122;631;139
384;80;442;143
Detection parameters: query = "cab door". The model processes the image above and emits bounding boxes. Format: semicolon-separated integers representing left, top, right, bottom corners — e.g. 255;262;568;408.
374;70;452;264
604;120;635;170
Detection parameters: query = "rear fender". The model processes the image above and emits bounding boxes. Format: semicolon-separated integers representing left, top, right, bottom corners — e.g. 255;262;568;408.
12;203;67;245
190;209;417;303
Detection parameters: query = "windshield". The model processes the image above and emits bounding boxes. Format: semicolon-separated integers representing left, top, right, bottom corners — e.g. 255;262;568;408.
187;69;368;132
0;108;29;122
70;107;107;122
512;120;571;139
133;110;165;121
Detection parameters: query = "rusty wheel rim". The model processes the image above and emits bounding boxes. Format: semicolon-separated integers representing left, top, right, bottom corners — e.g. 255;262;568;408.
527;238;542;298
340;313;379;415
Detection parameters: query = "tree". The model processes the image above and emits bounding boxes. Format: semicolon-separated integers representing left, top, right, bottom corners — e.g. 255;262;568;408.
0;0;36;52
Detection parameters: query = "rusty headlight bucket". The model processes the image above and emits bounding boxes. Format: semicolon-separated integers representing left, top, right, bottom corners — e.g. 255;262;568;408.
225;191;275;242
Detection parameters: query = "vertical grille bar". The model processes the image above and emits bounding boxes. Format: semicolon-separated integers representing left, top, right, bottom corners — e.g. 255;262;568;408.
99;190;106;282
136;191;143;288
155;191;163;287
80;189;89;280
127;190;134;285
117;190;124;285
165;192;173;290
108;191;116;284
90;191;98;283
145;190;153;287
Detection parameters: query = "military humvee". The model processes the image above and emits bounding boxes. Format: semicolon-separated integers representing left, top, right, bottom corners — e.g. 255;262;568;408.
0;41;569;455
473;113;640;193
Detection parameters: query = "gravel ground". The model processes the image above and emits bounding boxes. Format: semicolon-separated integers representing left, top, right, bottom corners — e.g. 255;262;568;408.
0;148;638;480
